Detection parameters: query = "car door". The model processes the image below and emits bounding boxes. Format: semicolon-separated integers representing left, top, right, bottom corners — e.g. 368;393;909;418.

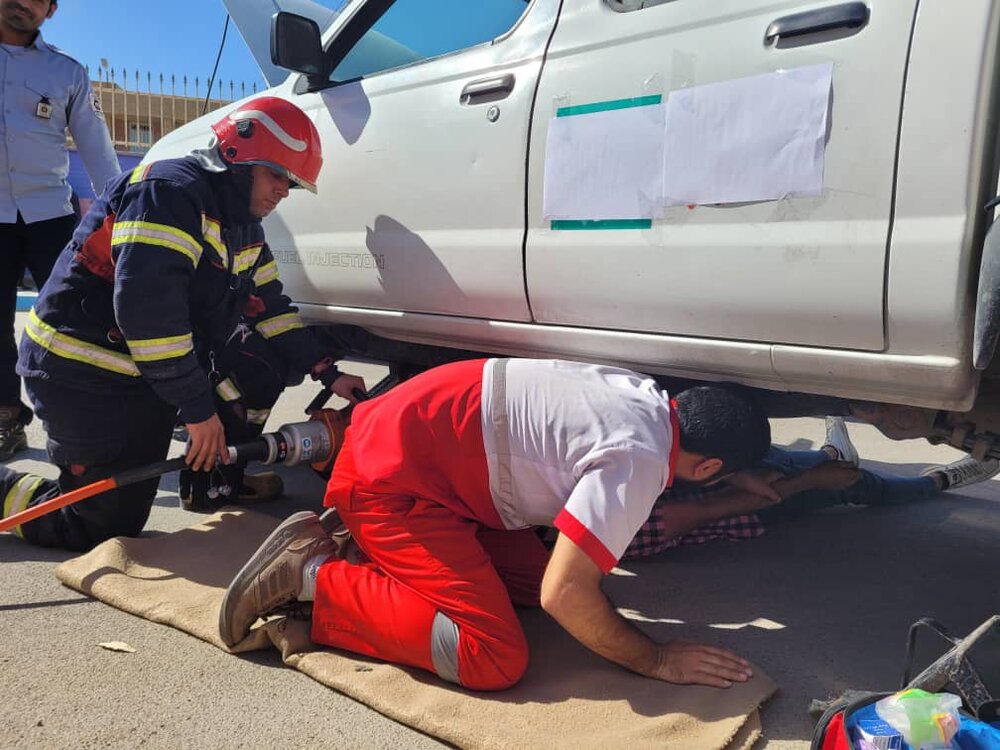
265;0;556;322
525;0;916;351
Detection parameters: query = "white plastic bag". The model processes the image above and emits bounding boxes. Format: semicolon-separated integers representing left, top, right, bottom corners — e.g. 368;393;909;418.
875;689;962;749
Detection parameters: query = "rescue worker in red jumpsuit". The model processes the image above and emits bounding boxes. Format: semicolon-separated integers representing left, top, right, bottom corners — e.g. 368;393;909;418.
220;358;772;690
5;97;364;551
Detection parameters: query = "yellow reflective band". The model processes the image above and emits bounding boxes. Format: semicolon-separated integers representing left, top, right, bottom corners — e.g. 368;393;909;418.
256;312;304;340
3;475;45;539
201;214;227;266
129;162;154;184
215;378;241;402
127;333;194;363
246;409;270;426
112;221;202;267
253;260;279;288
26;309;141;377
234;244;263;275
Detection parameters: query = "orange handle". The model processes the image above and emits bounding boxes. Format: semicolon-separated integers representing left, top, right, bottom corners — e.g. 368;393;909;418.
0;477;117;533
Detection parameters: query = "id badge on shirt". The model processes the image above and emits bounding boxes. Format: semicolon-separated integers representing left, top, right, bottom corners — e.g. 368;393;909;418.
36;96;52;119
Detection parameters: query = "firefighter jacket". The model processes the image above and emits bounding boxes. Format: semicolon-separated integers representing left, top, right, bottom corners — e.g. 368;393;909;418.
17;154;336;425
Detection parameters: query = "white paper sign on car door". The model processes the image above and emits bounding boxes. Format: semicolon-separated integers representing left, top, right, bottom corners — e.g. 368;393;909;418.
662;63;834;206
543;99;665;221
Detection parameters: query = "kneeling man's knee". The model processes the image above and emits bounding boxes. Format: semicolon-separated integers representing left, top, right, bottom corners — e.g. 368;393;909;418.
432;611;529;691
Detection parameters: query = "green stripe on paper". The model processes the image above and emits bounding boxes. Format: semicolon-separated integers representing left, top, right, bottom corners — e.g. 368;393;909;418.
556;95;662;118
551;219;653;231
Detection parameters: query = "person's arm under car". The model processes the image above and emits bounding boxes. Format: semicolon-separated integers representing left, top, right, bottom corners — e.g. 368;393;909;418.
626;462;862;556
539;532;754;688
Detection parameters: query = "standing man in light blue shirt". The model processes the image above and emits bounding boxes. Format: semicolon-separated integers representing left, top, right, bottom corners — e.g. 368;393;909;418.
0;0;120;459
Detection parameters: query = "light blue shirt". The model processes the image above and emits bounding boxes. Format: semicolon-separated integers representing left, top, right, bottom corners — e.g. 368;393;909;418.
0;32;120;224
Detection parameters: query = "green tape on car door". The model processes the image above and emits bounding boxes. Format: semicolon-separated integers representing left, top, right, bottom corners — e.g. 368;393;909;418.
555;95;662;118
550;219;653;230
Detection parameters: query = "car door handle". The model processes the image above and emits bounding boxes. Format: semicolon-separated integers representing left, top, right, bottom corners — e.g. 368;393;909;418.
765;2;870;45
460;74;515;105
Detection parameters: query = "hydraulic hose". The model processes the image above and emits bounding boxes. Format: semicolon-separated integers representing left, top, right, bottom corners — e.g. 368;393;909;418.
0;418;335;535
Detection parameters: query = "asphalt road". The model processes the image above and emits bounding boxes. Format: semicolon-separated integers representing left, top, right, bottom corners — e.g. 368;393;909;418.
1;337;998;749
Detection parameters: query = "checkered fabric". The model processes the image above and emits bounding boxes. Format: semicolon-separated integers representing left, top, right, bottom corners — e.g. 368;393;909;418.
622;487;765;560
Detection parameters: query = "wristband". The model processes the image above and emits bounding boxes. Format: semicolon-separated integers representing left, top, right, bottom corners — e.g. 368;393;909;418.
311;356;341;388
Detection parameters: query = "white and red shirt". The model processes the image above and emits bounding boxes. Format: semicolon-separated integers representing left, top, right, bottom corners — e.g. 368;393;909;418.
333;357;680;575
481;359;679;573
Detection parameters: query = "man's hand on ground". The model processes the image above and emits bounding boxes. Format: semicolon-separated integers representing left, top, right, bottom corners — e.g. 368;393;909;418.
650;639;753;689
185;414;228;471
329;373;367;403
541;534;752;689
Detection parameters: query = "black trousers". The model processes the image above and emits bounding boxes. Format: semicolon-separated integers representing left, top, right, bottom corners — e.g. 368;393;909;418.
16;328;293;552
0;213;77;408
20;377;177;551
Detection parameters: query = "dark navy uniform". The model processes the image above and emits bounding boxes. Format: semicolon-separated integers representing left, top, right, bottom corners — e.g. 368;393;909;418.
9;153;340;550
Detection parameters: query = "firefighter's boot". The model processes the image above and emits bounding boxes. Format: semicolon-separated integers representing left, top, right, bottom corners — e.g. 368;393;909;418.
238;472;284;504
0;406;29;461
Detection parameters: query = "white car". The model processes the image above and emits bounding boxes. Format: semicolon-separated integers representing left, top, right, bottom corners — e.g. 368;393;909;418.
147;0;1000;455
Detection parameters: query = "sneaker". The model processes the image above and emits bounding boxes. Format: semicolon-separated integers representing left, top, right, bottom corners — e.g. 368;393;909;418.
0;416;27;461
218;511;337;647
237;472;284;504
921;456;1000;490
823;417;859;466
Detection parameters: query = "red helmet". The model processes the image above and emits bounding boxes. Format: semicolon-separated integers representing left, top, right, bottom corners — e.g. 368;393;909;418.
212;96;323;193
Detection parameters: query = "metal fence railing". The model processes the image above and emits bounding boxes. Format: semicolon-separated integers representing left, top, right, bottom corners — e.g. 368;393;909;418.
80;65;261;154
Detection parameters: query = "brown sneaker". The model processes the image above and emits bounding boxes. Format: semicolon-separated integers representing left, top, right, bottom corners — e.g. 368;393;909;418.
218;511;337;647
237;472;284;504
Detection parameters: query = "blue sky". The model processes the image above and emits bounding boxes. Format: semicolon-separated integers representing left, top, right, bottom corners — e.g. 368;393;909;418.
44;1;273;91
42;1;528;97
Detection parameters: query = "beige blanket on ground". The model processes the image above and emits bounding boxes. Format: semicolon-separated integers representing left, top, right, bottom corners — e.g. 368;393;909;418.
56;509;776;750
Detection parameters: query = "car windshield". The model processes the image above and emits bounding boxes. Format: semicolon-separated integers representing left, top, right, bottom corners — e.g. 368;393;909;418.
310;0;351;33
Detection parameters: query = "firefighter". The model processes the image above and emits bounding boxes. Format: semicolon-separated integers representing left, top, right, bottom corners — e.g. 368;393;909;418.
7;96;364;551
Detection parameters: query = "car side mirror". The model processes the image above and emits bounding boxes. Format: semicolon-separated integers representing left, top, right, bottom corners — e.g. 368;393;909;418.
271;12;325;78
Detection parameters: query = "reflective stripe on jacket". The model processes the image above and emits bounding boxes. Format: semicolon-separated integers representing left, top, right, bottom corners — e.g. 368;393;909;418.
17;155;330;423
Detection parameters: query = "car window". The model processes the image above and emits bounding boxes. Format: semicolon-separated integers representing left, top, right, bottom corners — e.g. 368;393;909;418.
328;0;529;83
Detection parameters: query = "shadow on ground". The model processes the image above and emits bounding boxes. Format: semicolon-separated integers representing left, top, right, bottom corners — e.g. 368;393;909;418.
615;488;1000;743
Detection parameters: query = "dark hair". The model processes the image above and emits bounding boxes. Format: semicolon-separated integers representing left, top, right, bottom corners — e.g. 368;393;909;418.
673;385;770;472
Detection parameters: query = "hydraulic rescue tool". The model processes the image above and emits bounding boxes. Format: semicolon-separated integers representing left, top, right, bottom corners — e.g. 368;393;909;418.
0;417;340;534
0;374;400;535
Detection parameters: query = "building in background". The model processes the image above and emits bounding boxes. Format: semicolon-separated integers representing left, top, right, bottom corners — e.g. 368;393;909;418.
66;66;260;213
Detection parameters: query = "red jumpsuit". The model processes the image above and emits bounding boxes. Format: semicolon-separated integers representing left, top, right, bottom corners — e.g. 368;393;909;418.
314;359;551;690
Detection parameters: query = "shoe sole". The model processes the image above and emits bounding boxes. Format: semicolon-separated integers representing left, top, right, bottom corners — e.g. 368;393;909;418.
218;510;319;647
